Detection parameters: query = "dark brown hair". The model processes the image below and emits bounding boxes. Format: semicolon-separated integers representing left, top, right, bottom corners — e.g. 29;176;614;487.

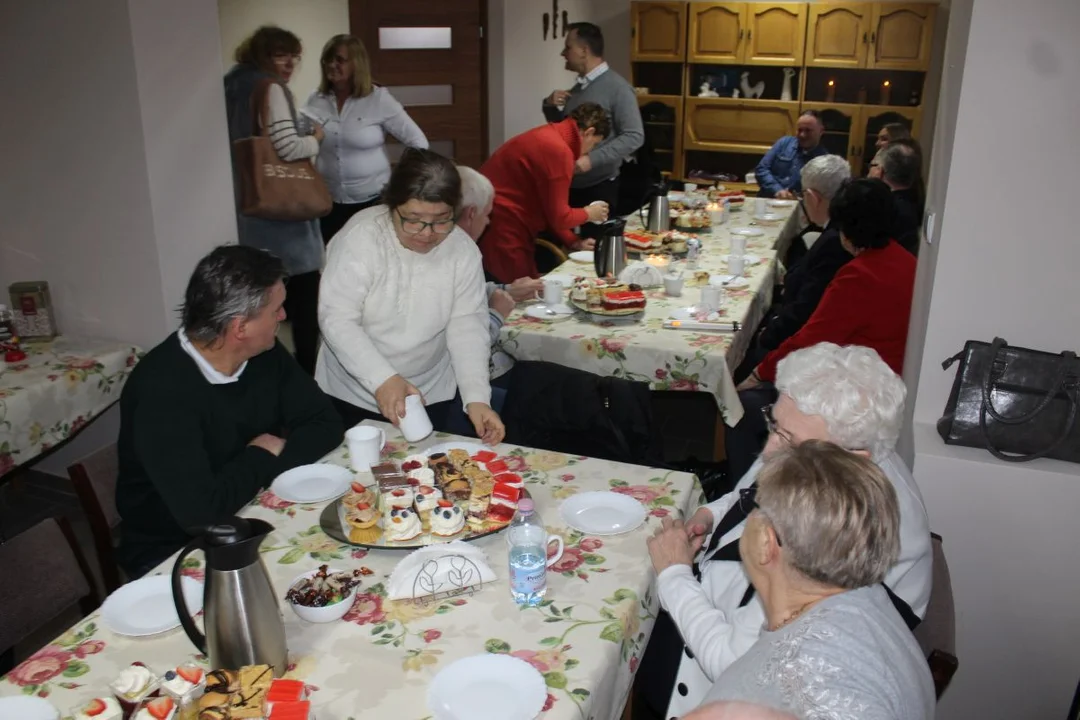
881;122;912;143
318;35;373;98
381;148;462;210
569;102;611;140
829;178;897;250
566;22;604;57
234;26;302;74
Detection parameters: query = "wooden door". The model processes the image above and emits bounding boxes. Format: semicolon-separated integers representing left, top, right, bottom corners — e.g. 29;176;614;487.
639;96;684;180
743;3;807;66
631;2;688;62
806;3;871;68
684;97;800;153
800;102;861;173
689;3;745;64
869;3;935;70
857;106;921;175
350;0;486;167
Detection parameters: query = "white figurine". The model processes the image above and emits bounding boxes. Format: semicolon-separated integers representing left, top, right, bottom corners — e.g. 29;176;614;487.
698;81;719;98
740;71;765;99
732;88;740;98
781;67;796;102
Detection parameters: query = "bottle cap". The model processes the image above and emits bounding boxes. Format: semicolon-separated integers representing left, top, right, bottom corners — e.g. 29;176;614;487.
518;498;535;512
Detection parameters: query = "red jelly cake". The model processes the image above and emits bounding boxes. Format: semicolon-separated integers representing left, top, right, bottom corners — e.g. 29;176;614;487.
602;289;646;312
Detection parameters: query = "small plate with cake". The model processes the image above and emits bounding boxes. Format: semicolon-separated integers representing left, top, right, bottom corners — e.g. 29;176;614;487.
568;277;647;322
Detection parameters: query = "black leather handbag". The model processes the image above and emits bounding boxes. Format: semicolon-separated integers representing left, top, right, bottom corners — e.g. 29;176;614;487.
937;338;1079;463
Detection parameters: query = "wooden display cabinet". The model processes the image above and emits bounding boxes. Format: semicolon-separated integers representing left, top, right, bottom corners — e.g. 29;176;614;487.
806;3;936;71
684;98;801;154
631;1;688;62
639;95;685;180
801;102;921;176
689;3;807;66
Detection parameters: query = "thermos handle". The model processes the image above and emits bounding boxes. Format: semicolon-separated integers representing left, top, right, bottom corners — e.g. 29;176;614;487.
171;537;208;654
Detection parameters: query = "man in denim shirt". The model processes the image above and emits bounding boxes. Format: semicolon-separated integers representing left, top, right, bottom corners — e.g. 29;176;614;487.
755;111;829;199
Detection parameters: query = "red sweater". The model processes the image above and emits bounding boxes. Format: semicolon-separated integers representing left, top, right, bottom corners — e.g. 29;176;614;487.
479;119;589;283
757;240;916;382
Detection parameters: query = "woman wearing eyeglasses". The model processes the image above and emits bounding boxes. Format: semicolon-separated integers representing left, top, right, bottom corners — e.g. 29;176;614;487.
315;148;504;445
303;35;428;244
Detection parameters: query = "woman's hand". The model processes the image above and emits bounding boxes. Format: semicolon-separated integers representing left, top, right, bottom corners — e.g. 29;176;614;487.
489;289;516;320
466;403;505;446
585;201;609;224
507;277;544;302
647;518;703;574
374;374;421;424
311;122;325;143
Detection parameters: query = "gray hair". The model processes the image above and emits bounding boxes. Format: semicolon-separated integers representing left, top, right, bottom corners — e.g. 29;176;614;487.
879;142;920;189
775;343;905;459
181;245;286;344
756;440;900;589
457;165;494;212
800;154;850;201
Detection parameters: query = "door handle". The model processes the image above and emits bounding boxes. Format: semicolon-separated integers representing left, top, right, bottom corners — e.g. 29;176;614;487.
871;32;877;44
739;29;744;40
747;30;752;40
863;32;868;44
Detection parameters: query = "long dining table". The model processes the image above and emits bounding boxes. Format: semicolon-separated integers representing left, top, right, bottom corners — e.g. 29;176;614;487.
0;422;700;720
496;201;794;427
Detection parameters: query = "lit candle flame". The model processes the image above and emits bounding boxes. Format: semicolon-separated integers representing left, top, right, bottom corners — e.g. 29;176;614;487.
828;80;835;87
883;80;891;87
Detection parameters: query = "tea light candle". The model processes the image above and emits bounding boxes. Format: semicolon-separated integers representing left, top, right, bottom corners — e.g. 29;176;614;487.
880;80;892;105
645;254;671;271
706;202;724;225
826;79;836;103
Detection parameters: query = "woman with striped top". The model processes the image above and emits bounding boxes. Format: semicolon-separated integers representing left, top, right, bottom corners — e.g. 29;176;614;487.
224;26;325;375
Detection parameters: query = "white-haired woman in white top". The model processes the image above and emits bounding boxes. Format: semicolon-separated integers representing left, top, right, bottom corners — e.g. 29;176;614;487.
634;342;933;720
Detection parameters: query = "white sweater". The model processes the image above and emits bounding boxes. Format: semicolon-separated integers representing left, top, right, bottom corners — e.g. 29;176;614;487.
315;206;492;413
266;84;319;162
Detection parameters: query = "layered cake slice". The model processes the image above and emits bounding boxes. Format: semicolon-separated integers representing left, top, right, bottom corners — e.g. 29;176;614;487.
487;483;522;524
602;289;646;312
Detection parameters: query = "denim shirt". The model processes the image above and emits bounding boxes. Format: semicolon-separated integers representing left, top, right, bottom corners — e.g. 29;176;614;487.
754;137;830;197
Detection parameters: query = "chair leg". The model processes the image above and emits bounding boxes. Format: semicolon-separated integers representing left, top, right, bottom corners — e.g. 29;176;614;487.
0;647;14;676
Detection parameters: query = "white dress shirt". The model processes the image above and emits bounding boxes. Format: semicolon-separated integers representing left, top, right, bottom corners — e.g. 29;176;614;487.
576;61;610;89
177;329;246;384
303;87;428;204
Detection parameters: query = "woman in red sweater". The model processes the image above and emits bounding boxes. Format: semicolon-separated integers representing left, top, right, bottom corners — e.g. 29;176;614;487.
478;103;612;283
740;178;917;389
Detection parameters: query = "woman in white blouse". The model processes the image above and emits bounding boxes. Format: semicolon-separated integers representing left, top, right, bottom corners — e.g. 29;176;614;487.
316;148;504;445
303;35;429;244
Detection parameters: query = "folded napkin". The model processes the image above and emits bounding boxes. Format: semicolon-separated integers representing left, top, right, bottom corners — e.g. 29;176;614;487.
387;541;497;600
619;261;664;288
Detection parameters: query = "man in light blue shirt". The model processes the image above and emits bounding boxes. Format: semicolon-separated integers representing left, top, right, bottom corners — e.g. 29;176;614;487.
754;110;829;198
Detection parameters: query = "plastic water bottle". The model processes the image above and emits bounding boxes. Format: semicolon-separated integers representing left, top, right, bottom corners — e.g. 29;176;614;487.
508;499;548;606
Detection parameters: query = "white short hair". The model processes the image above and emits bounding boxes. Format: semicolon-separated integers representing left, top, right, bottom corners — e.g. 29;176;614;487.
800;154;851;200
775;343;906;458
457;165;494;212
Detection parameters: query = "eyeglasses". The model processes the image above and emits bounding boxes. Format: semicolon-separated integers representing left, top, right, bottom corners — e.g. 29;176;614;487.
761;404;794;446
739;487;782;546
395;208;456;236
271;52;302;64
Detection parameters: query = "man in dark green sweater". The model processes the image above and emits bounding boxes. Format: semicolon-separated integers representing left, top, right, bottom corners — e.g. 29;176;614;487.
116;246;344;576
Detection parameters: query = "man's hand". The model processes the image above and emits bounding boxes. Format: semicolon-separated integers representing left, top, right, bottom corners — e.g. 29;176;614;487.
374;374;422;425
575;155;593;174
249;433;285;457
466;403;506;446
584;201;608;224
507;277;544;302
489;288;516;319
311;123;325;143
570;238;596;252
686;506;714;544
647;518;703;574
547;89;571;107
775;189;794;200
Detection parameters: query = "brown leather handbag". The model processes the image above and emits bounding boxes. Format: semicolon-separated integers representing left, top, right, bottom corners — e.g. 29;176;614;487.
232;79;331;221
937;337;1079;463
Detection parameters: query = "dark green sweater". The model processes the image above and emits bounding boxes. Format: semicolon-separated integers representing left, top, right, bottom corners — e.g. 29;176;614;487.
116;334;344;573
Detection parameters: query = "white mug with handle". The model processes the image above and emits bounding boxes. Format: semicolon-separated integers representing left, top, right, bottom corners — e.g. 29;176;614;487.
346;425;385;472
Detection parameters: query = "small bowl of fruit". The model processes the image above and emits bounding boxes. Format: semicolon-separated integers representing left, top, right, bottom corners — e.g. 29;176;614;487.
285;565;363;623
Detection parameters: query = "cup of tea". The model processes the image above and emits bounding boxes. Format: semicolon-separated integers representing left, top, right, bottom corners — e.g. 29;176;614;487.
754;197;767;216
543;278;565;307
399;395;434;442
346;425;386;471
663;273;685;297
727;254;746;277
730;234;747;255
700;285;723;313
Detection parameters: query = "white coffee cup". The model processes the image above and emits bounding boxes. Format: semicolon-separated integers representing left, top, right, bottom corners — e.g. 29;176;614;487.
346;425;385;471
663;274;685;297
543;278;565;307
700;285;722;313
399;394;434;442
730;233;747;255
755;197;767;216
684;182;698;193
727;254;746;276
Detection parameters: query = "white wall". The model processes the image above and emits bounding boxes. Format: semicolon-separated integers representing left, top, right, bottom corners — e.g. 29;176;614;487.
217;0;349;101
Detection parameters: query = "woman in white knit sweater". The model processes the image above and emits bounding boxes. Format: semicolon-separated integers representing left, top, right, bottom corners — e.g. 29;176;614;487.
316;148;504;444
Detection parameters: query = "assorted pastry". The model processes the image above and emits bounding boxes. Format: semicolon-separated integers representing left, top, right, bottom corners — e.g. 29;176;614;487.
672;210;712;229
339;450;524;544
570;278;647;315
285;565;363;608
623;230;696;254
196;665;308;720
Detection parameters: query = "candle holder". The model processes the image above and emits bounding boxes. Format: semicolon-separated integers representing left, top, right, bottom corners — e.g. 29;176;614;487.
880;80;892;105
825;79;836;103
706;203;724;226
856;86;868;104
645;254;672;272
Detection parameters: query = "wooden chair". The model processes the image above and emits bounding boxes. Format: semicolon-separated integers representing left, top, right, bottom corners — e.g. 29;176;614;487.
67;443;122;594
535;237;569;268
0;517;99;675
913;533;959;699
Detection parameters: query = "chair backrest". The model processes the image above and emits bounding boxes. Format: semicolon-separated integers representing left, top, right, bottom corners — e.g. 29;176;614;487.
68;443;121;593
913;533;958;699
0;517;98;654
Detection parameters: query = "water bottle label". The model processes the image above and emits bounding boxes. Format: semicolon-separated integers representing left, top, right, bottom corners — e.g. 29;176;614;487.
510;564;546;596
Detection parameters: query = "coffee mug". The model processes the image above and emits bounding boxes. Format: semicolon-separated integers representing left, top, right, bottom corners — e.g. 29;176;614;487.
754;197;767;216
346;425;385;471
663;274;685;297
400;394;434;442
545;535;565;567
730;233;747;255
700;285;722;313
727;254;746;276
543;278;565;306
684;182;697;193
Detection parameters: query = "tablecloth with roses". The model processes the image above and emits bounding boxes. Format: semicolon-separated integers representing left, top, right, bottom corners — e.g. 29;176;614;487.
496;205;792;426
0;336;141;477
1;422;700;720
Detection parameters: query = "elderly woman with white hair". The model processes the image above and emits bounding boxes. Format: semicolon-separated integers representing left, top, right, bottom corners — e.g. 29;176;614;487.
701;441;935;718
634;343;932;720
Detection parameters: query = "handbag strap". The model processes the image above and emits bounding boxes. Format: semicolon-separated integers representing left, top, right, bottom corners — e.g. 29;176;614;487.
249;78;277;138
978;386;1078;462
980;337;1078;425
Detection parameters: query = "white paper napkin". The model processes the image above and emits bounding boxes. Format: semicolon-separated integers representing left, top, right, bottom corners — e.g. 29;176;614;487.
619;261;664;288
387;541;497;600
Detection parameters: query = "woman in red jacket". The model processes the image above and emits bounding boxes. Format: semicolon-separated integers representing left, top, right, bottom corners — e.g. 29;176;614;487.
478;103;612;283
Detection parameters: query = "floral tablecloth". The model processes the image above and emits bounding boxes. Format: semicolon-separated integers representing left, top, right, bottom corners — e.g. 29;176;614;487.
1;422;700;720
497;205;792;425
0;337;141;476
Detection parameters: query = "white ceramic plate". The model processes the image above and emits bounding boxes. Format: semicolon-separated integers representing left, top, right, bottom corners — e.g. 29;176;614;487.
524;304;574;321
729;227;764;237
708;275;750;289
569;251;594;264
101;575;203;637
668;307;735;324
768;199;796;208
723;253;761;265
754;212;782;222
560;491;648;535
428;654;547;720
425;441;487;458
0;697;59;720
271;464;353;504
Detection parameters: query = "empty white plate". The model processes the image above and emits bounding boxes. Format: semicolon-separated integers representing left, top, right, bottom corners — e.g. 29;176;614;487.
271;463;353;504
754;212;782;222
0;697;58;720
426;441;486;458
729;227;764;237
560;491;647;535
708;275;750;289
723;253;761;265
101;575;203;637
428;654;547;720
524;304;574;321
768;199;796;208
569;250;594;264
